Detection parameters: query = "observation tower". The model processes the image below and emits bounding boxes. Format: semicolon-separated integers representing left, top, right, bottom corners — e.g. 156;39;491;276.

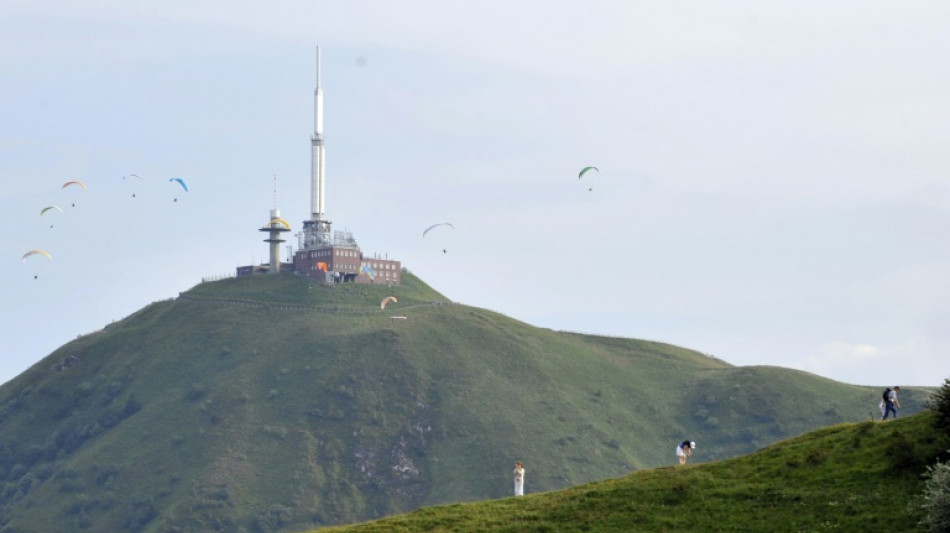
260;208;291;274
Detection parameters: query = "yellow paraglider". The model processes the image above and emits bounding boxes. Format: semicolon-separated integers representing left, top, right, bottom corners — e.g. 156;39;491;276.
21;249;52;262
265;217;292;230
380;296;397;310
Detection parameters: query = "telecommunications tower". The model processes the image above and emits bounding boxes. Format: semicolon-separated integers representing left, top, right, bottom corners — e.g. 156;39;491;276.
300;45;332;249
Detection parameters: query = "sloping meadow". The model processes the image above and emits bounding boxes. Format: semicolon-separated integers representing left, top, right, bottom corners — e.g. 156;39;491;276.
318;412;950;532
0;273;927;531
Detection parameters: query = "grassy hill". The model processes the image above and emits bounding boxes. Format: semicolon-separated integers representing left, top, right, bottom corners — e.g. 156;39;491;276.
318;412;950;532
0;273;932;531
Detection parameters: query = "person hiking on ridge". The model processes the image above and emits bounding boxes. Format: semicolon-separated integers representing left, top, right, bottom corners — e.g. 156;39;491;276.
882;386;901;420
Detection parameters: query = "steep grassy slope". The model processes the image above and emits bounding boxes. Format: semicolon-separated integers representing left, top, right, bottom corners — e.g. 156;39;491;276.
0;273;930;531
319;412;950;532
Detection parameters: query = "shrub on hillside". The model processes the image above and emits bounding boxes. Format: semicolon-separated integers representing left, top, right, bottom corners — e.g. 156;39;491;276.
927;378;950;434
886;429;928;472
921;459;950;532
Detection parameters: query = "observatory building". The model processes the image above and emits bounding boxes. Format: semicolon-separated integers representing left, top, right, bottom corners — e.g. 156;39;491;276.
238;47;401;285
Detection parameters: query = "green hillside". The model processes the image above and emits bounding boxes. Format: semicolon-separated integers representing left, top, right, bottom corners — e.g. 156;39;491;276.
0;273;930;531
317;412;950;532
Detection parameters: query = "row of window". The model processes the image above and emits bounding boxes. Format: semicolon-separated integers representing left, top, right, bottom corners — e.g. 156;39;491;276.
303;248;401;267
362;262;398;270
306;248;358;258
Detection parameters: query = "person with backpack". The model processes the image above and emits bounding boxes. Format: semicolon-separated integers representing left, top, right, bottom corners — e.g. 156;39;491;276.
882;386;901;420
676;440;695;465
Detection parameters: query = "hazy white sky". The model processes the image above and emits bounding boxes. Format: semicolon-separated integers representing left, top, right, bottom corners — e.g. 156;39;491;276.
2;1;949;387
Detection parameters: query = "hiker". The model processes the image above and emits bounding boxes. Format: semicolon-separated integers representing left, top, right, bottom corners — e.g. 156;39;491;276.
513;462;525;496
676;440;695;465
882;386;901;420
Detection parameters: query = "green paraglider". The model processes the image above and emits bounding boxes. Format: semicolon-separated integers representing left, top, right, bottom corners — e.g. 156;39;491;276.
578;166;599;191
578;166;598;179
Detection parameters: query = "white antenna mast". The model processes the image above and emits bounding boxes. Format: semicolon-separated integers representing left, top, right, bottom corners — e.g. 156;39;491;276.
311;45;326;219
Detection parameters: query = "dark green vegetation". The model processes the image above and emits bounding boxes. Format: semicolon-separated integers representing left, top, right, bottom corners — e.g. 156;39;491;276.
0;273;932;531
927;377;950;434
319;412;950;532
921;378;950;532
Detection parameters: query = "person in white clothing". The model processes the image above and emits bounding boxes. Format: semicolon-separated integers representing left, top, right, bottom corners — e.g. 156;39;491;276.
676;441;695;465
513;462;525;496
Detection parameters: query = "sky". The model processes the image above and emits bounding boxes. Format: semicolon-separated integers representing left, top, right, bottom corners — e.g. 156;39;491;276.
2;1;949;388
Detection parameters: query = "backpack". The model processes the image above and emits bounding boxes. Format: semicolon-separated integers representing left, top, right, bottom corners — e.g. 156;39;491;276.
883;387;892;402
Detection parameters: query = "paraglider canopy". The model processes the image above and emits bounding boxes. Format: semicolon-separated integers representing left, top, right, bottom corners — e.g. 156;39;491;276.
21;249;52;262
380;296;397;310
169;178;188;192
361;265;376;280
422;222;454;238
40;206;63;216
123;174;144;197
62;180;87;206
578;166;599;179
423;222;454;253
578;166;599;191
265;217;291;230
